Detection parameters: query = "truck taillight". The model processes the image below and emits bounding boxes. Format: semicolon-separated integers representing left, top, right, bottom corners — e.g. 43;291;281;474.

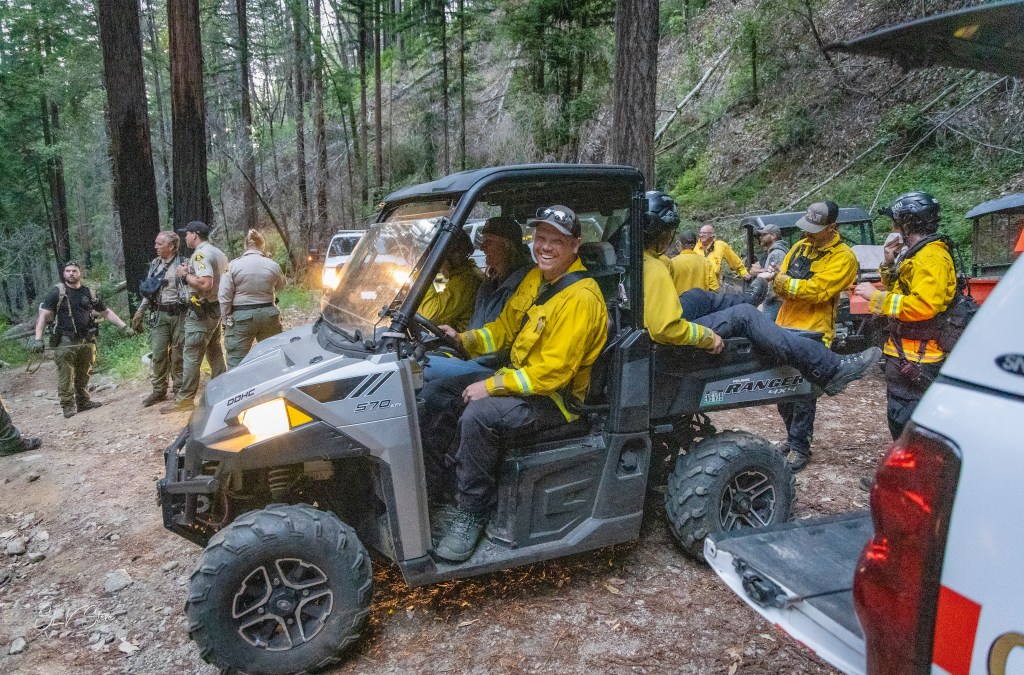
853;424;960;675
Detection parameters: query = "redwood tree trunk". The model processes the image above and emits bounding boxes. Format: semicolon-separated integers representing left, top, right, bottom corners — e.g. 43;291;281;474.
312;0;329;237
167;0;213;232
40;96;71;264
236;0;257;234
611;0;659;184
292;1;310;242
374;0;384;191
98;0;161;311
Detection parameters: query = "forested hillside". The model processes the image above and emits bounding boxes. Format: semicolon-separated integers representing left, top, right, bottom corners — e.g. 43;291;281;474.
1;0;1021;323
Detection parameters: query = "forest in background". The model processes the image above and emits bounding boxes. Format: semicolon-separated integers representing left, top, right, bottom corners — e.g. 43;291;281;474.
1;0;1022;326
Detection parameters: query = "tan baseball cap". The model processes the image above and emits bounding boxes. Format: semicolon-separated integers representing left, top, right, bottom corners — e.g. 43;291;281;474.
795;202;839;233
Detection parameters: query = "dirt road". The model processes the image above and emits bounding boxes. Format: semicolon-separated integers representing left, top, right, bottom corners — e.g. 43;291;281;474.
0;352;886;674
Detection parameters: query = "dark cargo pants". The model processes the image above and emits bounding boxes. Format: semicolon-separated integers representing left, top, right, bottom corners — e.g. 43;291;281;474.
149;311;184;396
177;314;226;403
54;341;96;408
420;371;566;514
884;356;942;440
681;289;839;385
224;306;283;369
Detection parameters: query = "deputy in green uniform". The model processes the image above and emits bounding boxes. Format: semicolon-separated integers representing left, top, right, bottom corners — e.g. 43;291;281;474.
31;261;133;418
133;231;185;407
220;229;286;368
160;221;228;414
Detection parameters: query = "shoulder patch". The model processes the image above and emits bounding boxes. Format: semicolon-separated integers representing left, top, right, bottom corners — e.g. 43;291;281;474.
193;252;205;262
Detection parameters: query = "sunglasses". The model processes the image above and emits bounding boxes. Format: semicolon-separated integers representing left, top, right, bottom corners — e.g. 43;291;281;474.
534;207;575;227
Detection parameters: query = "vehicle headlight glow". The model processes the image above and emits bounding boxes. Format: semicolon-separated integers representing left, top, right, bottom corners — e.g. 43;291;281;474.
391;269;411;287
239;398;314;442
322;266;341;290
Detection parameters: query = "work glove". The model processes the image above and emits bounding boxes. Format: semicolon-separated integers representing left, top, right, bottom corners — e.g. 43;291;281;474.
29;339;45;354
120;324;138;337
131;310;144;333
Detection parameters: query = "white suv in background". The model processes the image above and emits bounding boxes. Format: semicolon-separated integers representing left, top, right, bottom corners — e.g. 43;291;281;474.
321;230;365;289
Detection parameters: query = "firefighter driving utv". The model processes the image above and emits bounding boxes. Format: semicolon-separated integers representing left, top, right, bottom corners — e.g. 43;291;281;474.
157;164;878;675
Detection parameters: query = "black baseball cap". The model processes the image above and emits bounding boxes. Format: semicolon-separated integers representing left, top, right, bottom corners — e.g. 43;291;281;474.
178;220;211;237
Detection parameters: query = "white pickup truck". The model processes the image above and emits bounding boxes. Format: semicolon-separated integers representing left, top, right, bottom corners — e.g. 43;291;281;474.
705;3;1024;674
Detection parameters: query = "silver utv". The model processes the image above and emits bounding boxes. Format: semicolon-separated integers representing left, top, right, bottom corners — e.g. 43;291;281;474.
158;164;816;675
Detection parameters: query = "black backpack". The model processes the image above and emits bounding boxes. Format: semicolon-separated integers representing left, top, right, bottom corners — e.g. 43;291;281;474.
892;235;979;353
140;258;177;304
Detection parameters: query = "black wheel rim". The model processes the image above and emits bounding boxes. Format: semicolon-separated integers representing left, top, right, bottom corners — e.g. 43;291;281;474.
232;558;334;651
719;469;777;530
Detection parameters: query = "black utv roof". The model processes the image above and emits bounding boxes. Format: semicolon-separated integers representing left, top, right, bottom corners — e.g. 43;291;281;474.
740;208;873;232
965;193;1024;219
382;164;643;205
827;0;1024;78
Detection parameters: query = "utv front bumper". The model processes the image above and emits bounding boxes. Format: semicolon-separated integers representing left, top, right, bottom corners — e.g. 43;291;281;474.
157;426;221;546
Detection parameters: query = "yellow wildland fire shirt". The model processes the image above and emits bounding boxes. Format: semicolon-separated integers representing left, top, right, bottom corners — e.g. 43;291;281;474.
643;250;717;349
870;239;956;364
460;258;607;420
419;258;485;332
773;233;858;347
669;249;710;294
695;239;747;291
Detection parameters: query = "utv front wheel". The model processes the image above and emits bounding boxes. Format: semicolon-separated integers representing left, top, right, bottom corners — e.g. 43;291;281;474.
665;431;795;562
185;504;373;675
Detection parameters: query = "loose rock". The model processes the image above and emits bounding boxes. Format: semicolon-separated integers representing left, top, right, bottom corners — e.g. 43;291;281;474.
104;569;133;593
6;538;26;556
9;637;26;655
161;560;179;572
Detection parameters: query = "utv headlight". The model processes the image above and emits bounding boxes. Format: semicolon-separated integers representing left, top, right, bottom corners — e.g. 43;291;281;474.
322;266;341;289
239;398;313;442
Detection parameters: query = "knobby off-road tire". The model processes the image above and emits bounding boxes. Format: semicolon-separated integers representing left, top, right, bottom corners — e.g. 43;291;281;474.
664;431;795;563
185;504;373;675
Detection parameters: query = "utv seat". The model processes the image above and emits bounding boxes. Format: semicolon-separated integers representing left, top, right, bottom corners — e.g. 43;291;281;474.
502;329;619;451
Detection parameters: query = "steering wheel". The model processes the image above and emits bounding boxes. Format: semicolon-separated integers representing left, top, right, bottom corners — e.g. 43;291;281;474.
412;313;470;360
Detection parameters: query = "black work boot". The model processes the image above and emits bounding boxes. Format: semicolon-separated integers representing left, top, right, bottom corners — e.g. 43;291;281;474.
435;508;487;562
824;347;882;396
785;447;812;472
743;277;769;306
142;391;166;407
77;400;103;413
0;437;42;457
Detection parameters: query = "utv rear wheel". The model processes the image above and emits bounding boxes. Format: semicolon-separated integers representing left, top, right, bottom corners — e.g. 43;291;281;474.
185;504;373;675
665;431;795;562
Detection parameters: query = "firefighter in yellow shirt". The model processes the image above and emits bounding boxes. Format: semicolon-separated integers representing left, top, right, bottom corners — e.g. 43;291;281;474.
642;206;880;396
671;231;710;294
696;223;750;290
853;192;956;439
762;201;859;471
419;226;484;332
420;206;607;562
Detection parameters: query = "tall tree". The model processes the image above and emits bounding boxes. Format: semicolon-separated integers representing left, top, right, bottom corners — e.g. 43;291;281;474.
292;0;310;241
312;0;329;236
168;0;213;231
374;0;384;190
144;0;173;225
611;0;659;183
236;0;258;233
98;0;161;310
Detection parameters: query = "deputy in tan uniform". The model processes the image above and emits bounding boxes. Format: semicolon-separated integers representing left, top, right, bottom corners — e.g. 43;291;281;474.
133;231;185;407
220;229;286;368
160;221;228;414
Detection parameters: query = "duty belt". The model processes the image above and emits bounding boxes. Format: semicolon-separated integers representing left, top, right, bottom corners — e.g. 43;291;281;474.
153;303;183;315
233;302;275;310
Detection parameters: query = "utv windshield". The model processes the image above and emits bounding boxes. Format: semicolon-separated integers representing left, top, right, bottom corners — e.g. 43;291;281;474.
320;200;455;342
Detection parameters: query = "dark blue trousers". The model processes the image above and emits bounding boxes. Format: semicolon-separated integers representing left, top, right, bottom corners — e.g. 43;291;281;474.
681;289;839;385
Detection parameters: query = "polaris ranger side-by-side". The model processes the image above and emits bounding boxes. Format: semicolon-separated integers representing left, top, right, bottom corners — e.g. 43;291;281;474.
159;164;826;674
